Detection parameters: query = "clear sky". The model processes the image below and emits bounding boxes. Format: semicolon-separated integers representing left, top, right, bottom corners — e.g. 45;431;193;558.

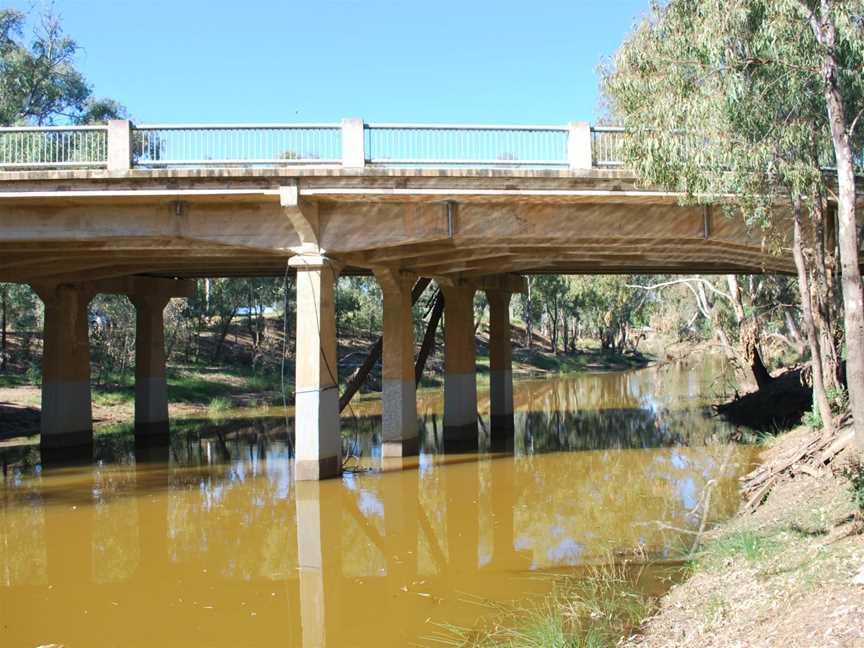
11;0;649;125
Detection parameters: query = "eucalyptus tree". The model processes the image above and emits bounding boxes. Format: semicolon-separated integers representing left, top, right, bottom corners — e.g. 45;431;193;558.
0;8;127;372
601;0;864;445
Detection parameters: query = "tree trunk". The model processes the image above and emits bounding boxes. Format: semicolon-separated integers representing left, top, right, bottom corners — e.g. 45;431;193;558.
562;315;569;353
339;338;382;413
211;310;237;363
810;193;842;392
525;278;533;349
1;285;6;371
415;291;444;386
793;198;835;436
815;3;864;448
783;308;805;355
338;278;432;412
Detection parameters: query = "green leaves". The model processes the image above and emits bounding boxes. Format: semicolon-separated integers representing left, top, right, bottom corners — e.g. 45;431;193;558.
0;9;126;126
601;0;864;242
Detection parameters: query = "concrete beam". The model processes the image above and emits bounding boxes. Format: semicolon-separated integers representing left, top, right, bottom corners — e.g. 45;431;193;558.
374;268;419;458
291;254;342;480
441;283;478;451
92;276;196;299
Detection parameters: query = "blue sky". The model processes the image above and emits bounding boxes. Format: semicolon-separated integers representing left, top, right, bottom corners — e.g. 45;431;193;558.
12;0;648;125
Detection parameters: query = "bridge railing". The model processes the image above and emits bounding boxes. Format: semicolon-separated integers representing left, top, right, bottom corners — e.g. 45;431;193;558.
0;125;108;168
364;123;570;167
591;126;626;168
132;123;343;166
0;119;628;171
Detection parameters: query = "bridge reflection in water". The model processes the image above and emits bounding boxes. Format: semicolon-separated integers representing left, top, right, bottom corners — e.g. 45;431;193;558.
0;361;754;647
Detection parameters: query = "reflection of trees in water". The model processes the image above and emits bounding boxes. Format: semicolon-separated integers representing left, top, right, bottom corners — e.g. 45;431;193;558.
514;407;724;454
512;443;749;567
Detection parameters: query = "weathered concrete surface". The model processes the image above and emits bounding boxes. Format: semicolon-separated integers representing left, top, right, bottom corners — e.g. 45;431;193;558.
0;167;811;284
487;288;515;439
441;284;478;450
292;254;341;481
131;293;171;438
375;269;420;458
31;282;94;450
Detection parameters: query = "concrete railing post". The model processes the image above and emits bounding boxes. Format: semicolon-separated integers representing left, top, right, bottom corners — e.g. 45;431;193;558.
107;119;132;172
567;121;593;170
341;117;366;169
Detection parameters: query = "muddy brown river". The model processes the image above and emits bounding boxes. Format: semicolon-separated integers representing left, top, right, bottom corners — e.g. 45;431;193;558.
0;360;755;647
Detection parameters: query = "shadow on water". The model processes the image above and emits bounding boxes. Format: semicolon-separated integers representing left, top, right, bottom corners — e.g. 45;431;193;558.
0;360;755;648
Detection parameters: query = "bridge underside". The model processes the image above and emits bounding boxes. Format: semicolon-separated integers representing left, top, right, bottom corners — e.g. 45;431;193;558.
0;167;836;475
0;167;797;282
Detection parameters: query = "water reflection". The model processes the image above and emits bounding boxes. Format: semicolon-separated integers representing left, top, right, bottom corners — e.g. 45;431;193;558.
0;360;753;647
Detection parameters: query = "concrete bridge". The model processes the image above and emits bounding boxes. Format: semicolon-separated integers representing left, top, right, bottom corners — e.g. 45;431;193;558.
0;119;807;477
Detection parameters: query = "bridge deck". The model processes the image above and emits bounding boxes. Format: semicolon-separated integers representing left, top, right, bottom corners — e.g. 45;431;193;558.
0;164;794;282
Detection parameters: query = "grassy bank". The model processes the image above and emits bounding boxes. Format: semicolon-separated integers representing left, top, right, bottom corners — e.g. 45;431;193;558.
0;325;653;437
430;561;663;648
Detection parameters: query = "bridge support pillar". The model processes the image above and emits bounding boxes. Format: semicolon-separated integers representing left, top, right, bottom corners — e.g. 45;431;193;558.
131;292;171;440
32;282;95;456
486;288;514;445
291;254;342;480
441;284;478;451
375;269;419;458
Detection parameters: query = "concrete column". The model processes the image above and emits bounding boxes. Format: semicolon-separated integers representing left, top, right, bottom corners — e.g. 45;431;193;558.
291;254;341;480
486;289;515;443
374;269;419;458
441;284;478;451
32;283;94;453
131;293;171;439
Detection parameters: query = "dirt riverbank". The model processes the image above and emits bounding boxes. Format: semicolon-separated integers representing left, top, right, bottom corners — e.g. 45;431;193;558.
626;424;864;648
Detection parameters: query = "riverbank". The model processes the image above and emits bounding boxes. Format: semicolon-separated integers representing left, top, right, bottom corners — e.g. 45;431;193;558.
0;325;654;439
627;424;864;648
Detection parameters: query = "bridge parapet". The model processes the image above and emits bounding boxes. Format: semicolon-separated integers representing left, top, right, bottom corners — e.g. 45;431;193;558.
0;119;626;172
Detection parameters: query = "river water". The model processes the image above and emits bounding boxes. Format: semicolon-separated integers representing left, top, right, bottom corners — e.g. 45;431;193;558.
0;359;754;647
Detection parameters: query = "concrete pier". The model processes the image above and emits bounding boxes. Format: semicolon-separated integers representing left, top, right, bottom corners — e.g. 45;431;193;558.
292;254;341;480
441;283;478;451
32;282;95;454
131;293;171;439
375;269;420;458
486;288;515;442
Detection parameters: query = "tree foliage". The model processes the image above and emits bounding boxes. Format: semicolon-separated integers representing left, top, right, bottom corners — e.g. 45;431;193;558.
0;9;126;126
